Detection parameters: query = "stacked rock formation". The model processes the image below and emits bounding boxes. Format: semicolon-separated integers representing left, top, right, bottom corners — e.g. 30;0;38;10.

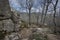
0;0;20;32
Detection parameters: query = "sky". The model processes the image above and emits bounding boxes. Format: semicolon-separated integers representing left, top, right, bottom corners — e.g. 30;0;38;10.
9;0;60;12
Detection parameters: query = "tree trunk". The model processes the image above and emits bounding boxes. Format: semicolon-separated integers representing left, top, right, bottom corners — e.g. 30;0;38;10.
29;9;31;25
53;0;58;27
52;0;58;34
37;13;39;25
40;0;46;25
43;4;49;25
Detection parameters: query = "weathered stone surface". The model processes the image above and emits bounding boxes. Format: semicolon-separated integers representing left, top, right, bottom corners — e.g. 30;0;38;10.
47;34;58;40
0;0;22;40
11;12;21;31
4;28;52;40
35;28;53;36
5;32;21;40
0;0;21;32
4;28;33;40
2;19;14;32
0;0;12;31
20;28;32;38
0;0;11;19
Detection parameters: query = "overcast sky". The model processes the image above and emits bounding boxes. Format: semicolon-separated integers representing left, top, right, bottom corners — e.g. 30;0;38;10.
9;0;60;12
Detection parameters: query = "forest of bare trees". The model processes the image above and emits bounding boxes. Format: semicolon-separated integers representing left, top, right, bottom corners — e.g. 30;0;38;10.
18;0;59;26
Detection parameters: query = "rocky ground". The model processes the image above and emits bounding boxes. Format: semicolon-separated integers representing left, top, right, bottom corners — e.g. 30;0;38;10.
3;27;60;40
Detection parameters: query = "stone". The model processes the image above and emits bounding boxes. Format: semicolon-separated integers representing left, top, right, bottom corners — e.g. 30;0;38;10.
0;0;11;18
5;32;21;40
0;0;21;32
3;19;14;32
20;28;32;38
0;0;12;31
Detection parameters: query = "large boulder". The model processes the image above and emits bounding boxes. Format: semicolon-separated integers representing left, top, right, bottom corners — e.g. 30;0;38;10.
3;19;14;32
0;0;12;31
0;0;11;18
0;0;21;32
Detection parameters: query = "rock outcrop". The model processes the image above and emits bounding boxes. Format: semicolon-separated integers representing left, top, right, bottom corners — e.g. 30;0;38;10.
0;0;21;32
0;0;13;31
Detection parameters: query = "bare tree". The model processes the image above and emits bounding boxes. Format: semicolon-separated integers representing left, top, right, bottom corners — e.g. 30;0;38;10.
42;0;52;25
18;0;34;25
36;12;40;25
40;0;46;25
26;0;34;25
51;0;58;33
52;0;58;26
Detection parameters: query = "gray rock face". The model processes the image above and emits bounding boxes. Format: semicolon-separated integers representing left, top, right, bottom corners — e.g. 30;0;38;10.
0;0;21;32
3;19;14;32
0;0;11;18
12;12;21;31
0;0;12;32
4;28;52;40
0;0;21;40
5;33;21;40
